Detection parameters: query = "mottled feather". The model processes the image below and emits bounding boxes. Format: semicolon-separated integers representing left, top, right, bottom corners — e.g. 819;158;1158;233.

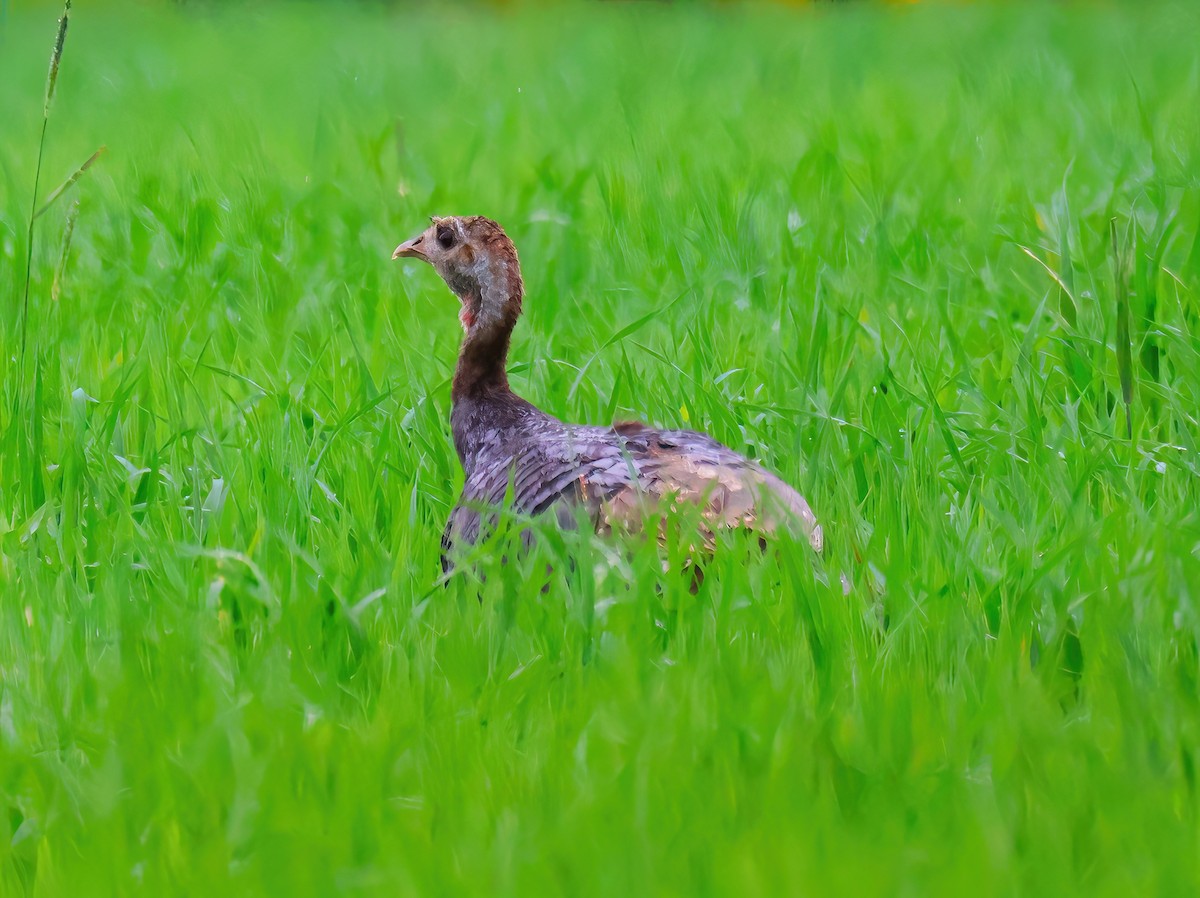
441;396;822;571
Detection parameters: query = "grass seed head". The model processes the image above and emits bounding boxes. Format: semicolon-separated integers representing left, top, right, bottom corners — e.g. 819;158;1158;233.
44;0;71;118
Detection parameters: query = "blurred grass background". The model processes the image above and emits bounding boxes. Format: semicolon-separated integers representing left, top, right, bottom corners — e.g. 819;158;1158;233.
2;1;1200;895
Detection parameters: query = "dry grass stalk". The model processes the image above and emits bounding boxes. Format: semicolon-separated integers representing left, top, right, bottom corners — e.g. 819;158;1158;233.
35;145;105;220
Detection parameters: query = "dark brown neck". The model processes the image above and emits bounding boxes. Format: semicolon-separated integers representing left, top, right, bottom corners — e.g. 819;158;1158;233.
452;322;513;401
450;268;523;402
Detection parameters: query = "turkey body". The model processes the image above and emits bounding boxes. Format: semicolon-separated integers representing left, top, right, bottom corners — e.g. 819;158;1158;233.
390;215;824;574
443;390;822;570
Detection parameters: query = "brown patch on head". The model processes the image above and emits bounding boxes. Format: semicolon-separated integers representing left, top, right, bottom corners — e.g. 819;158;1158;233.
613;420;650;436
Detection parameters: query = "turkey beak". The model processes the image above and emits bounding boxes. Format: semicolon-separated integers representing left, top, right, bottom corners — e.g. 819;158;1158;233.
392;234;429;262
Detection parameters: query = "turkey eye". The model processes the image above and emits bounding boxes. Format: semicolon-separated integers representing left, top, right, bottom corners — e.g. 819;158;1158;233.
436;227;455;249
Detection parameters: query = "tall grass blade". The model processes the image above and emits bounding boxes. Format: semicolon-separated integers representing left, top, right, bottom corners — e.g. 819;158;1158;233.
1055;178;1077;328
1054;178;1092;399
29;361;46;510
1187;202;1200;281
1138;210;1176;385
1137;224;1160;384
1110;217;1133;439
20;135;49;370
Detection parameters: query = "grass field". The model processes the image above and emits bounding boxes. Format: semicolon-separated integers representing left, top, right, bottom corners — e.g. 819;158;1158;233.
2;1;1200;894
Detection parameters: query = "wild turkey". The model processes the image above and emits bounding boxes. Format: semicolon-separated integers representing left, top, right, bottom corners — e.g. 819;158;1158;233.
392;216;824;573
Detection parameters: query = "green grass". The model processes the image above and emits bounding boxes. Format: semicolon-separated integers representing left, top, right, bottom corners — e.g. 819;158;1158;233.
2;1;1200;894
